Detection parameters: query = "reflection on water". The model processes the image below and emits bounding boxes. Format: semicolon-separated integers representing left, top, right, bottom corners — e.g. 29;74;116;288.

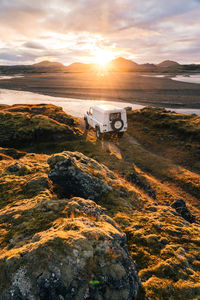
141;74;166;78
0;75;24;80
141;74;200;84
0;88;199;117
171;74;200;84
0;89;144;117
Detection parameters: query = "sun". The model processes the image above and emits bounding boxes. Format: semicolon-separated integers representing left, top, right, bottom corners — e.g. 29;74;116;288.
92;49;115;66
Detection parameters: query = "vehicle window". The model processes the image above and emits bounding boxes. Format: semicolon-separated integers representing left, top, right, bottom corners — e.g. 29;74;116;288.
89;108;93;115
109;112;121;121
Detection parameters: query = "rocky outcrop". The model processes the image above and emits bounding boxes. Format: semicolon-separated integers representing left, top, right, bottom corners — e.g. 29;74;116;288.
0;196;140;300
4;104;77;127
171;199;196;223
48;151;115;200
0;104;82;148
0;147;26;159
0;149;141;299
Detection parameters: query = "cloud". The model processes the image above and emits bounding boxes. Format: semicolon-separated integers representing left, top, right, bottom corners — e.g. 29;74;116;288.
0;0;199;64
23;42;46;50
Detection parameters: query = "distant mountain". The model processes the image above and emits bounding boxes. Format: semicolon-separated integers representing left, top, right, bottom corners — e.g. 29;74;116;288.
33;60;64;67
157;60;180;67
66;62;95;72
140;63;156;68
107;57;138;71
140;63;157;70
32;60;65;71
1;58;200;75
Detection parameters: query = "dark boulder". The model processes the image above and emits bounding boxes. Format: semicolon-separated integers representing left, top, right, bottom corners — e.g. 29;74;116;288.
127;172;156;200
48;152;113;200
0;147;26;159
171;199;195;223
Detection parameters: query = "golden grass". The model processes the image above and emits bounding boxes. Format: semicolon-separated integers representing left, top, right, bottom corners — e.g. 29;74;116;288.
0;106;199;299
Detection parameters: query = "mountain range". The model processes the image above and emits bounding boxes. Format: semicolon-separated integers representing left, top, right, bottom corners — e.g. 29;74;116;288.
0;57;199;74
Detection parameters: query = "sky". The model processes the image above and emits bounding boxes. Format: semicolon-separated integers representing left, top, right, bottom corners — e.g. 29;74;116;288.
0;0;200;65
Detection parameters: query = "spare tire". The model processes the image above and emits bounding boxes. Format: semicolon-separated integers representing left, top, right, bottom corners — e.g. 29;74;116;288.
111;118;124;131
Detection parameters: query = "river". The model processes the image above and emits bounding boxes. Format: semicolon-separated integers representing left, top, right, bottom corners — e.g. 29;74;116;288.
0;88;199;117
171;74;200;84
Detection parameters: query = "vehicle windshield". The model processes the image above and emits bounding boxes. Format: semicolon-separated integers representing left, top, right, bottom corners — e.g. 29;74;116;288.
109;112;121;121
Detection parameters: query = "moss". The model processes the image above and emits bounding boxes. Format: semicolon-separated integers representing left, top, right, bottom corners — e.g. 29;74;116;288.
0;105;199;299
0;104;82;149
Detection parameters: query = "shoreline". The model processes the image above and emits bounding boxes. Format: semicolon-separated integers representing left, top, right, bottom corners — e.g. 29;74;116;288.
1;85;200;110
0;72;200;109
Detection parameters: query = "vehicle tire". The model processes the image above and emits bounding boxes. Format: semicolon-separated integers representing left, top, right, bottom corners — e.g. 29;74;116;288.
111;118;124;132
96;126;102;139
84;117;89;130
118;132;124;138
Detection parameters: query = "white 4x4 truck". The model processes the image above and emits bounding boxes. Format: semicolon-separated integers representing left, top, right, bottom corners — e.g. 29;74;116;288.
84;105;127;139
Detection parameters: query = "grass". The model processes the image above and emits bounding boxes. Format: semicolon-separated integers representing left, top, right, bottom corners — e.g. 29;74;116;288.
0;104;82;148
0;105;199;299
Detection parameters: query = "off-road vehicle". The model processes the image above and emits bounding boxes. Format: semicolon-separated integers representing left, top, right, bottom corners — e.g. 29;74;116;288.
84;105;127;139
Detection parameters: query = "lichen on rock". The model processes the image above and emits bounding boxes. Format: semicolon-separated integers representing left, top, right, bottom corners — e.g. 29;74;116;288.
0;150;141;299
48;151;114;200
0;197;140;300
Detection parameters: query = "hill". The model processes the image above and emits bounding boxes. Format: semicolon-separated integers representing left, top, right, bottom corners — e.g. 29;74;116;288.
32;60;65;71
107;57;138;71
0;57;200;74
157;60;180;67
65;62;95;72
0;104;199;299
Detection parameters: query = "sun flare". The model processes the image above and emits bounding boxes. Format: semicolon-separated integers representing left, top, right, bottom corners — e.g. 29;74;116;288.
92;49;115;66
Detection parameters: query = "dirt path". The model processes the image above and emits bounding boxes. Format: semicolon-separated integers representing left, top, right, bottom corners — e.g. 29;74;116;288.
101;140;123;160
126;134;141;146
78;116;141;159
78;117;136;160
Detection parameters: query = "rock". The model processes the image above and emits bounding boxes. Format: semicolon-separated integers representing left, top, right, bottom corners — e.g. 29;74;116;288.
126;172;156;200
171;199;195;223
0;197;141;300
159;237;168;245
147;206;157;212
0;148;26;159
0;105;82;148
0;153;13;161
146;234;159;245
48;151;113;200
7;162;21;173
5;104;78;127
25;175;51;196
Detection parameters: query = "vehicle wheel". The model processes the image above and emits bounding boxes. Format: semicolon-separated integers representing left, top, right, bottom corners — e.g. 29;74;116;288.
111;118;124;132
118;132;124;138
96;126;102;139
84;117;89;130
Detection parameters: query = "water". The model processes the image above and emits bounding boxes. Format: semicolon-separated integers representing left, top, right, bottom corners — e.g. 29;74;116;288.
0;75;24;80
141;74;200;84
171;74;200;84
0;89;144;117
0;88;199;117
141;74;166;78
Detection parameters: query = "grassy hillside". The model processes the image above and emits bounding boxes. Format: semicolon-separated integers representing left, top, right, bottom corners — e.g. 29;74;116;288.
0;105;199;299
